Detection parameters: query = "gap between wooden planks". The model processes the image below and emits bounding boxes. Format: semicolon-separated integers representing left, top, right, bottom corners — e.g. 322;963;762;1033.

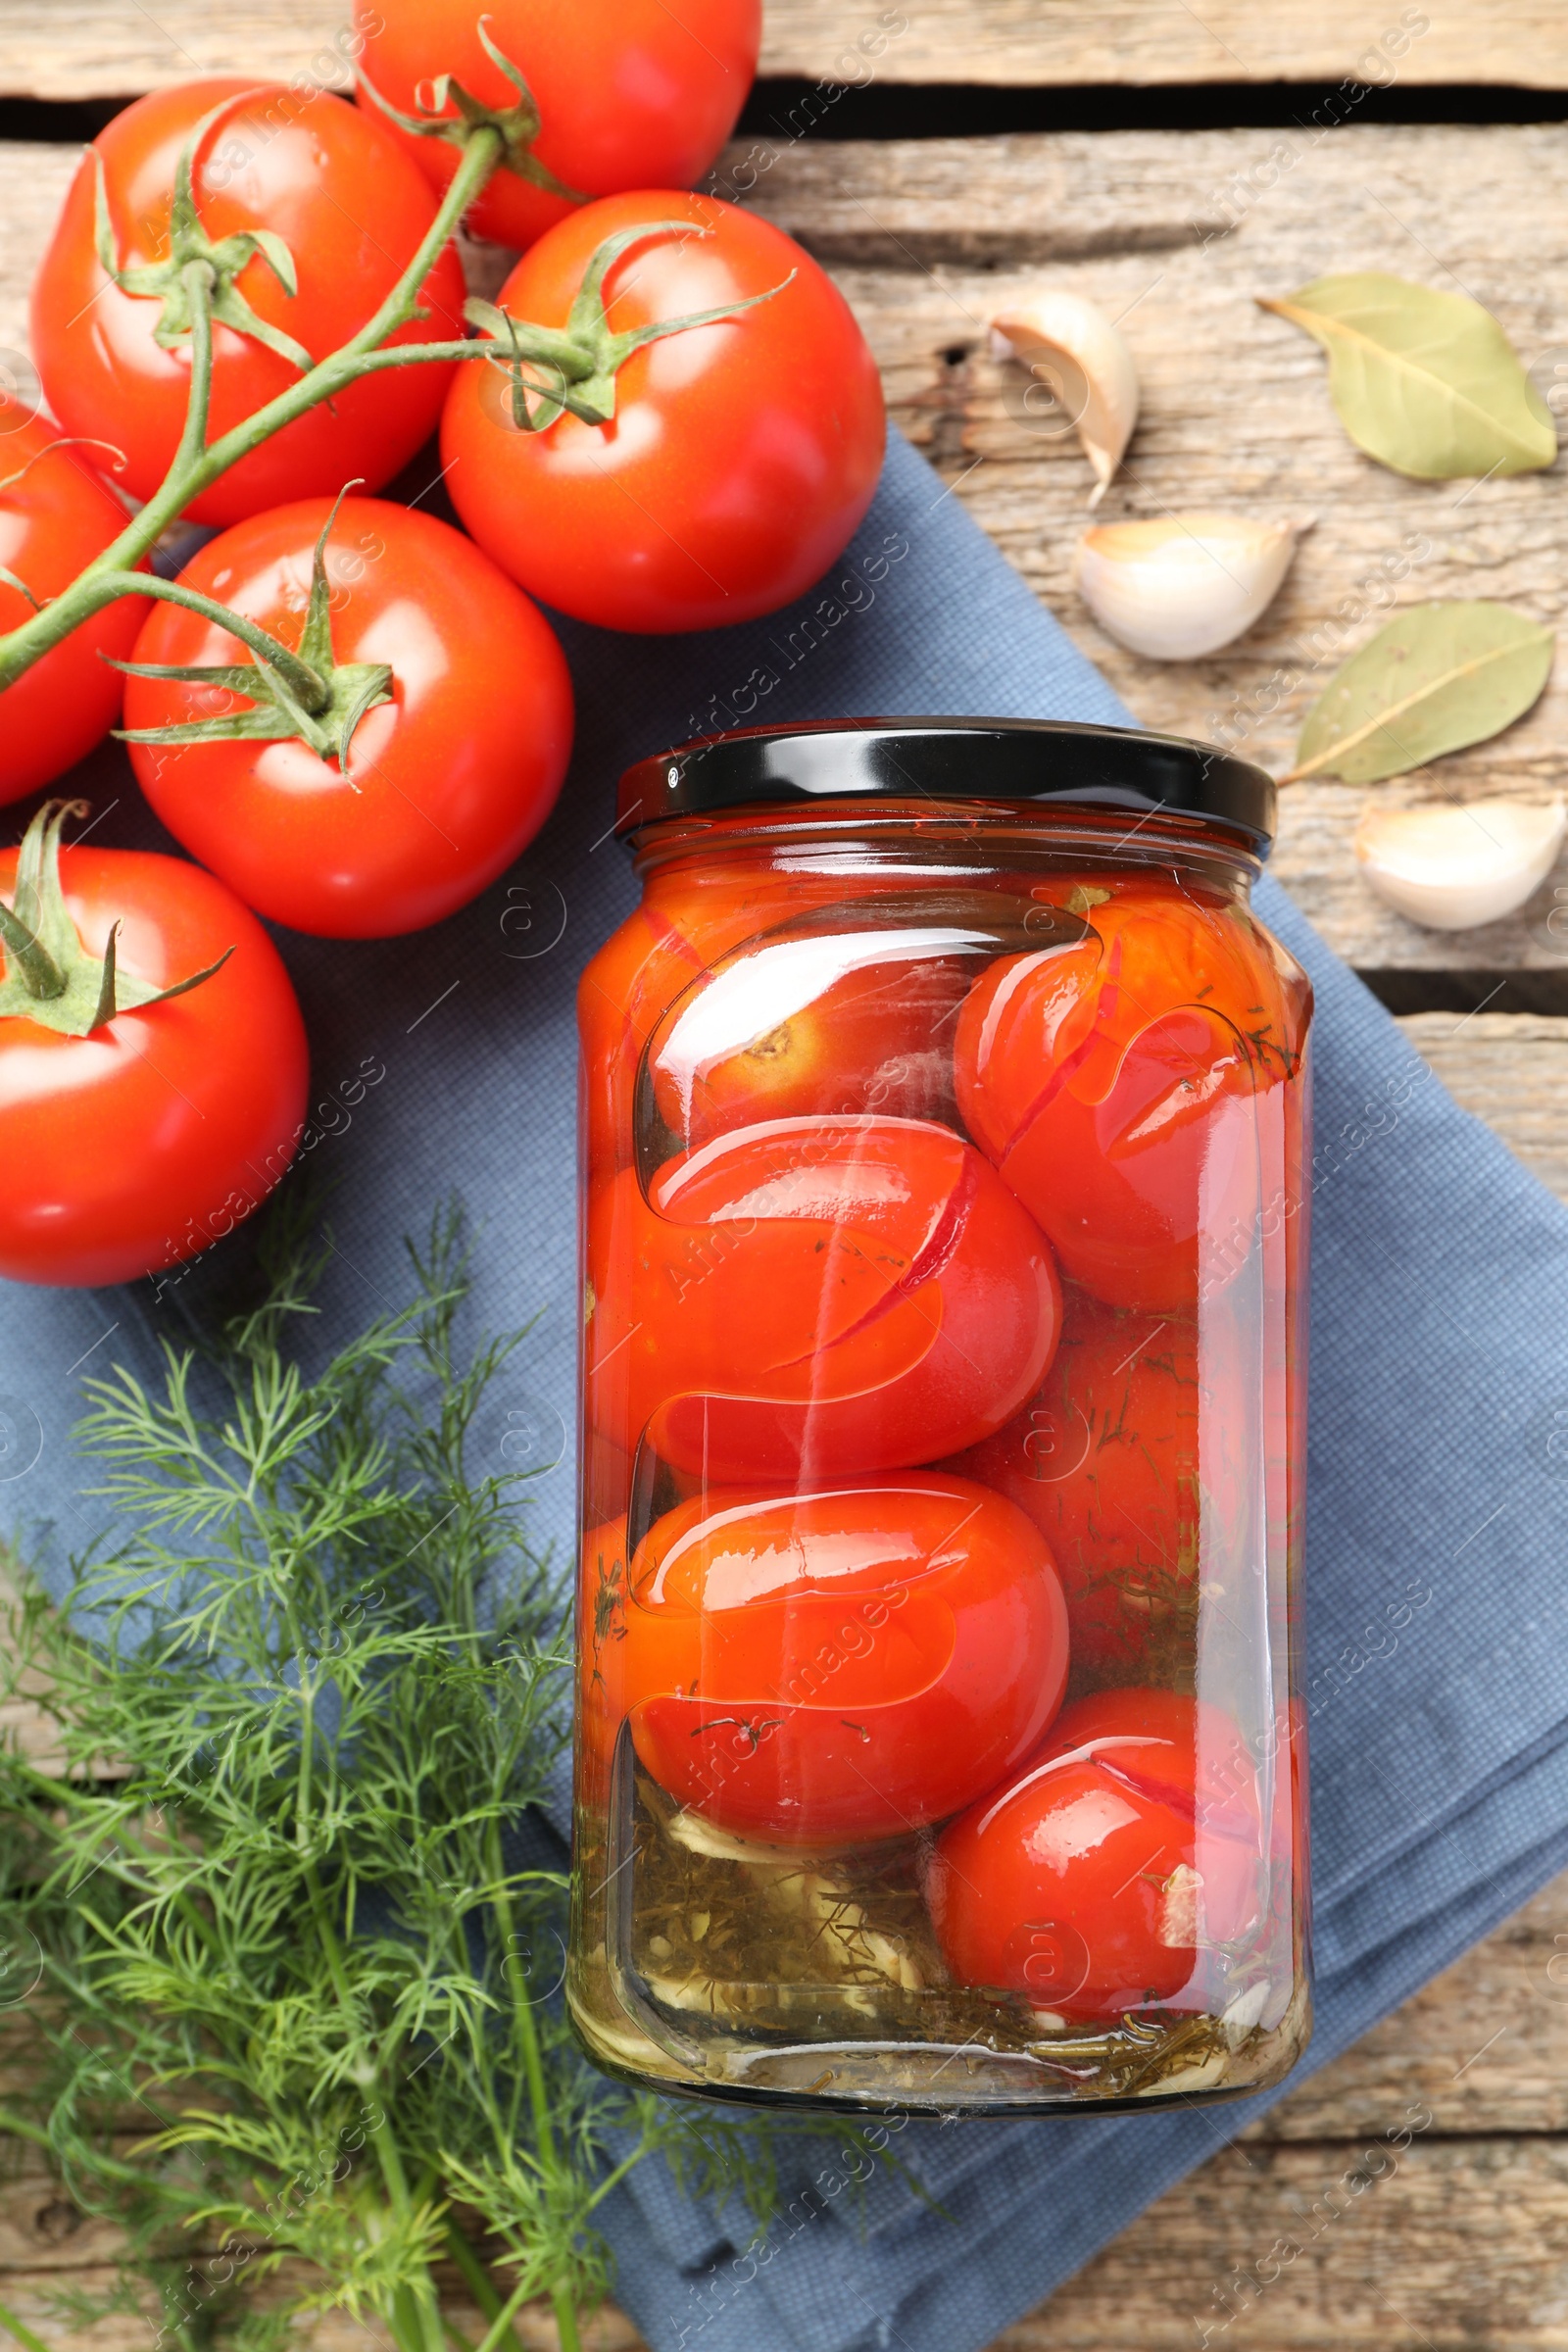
1;1865;1567;2349
0;0;1565;95
7;123;1568;987
729;122;1568;989
3;103;1568;2350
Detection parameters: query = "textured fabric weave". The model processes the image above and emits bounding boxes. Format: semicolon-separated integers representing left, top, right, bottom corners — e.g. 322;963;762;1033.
4;429;1565;2351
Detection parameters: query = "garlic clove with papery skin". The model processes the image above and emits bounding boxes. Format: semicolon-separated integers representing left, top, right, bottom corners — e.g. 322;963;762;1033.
1354;800;1567;932
1072;512;1308;662
989;292;1140;507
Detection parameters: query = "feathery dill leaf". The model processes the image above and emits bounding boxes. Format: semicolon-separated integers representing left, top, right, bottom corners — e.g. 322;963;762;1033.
0;1210;860;2352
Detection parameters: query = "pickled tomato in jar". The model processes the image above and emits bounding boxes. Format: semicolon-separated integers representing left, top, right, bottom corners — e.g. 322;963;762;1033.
567;720;1311;2115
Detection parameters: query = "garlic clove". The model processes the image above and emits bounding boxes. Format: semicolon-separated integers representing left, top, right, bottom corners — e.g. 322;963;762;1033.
1072;511;1308;662
1354;799;1567;931
990;291;1140;507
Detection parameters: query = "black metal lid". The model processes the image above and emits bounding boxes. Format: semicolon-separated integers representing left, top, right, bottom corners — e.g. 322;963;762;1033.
616;717;1275;853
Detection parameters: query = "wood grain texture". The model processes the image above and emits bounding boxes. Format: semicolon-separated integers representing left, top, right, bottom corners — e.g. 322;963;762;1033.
4;101;1568;2352
2;0;1567;95
9;126;1568;983
731;122;1568;988
1397;1010;1568;1198
998;2137;1568;2349
1;1872;1566;2350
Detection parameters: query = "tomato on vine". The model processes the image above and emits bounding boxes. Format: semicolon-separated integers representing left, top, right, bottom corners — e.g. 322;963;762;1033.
120;494;574;940
356;0;761;252
30;79;467;524
0;406;147;803
441;193;886;634
0;803;307;1288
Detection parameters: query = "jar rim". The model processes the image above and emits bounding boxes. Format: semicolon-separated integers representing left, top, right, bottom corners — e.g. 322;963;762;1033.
616;718;1275;853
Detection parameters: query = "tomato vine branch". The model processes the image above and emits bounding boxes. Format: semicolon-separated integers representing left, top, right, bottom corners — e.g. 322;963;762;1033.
0;128;786;702
0;122;507;695
357;19;588;206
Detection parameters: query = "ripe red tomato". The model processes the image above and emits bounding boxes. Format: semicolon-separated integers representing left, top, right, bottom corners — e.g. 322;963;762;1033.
30;80;467;525
356;0;761;252
953;879;1304;1311
586;1115;1062;1481
441;191;886;634
614;1473;1069;1844
948;1287;1247;1681
122;497;574;939
927;1688;1264;2021
0;406;148;802
647;929;968;1150
0;838;308;1288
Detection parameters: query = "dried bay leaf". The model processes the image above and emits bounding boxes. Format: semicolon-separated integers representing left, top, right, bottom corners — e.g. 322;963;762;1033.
1259;271;1556;480
1287;601;1554;785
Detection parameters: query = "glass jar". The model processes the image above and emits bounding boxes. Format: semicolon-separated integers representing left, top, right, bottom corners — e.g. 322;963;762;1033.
567;719;1312;2115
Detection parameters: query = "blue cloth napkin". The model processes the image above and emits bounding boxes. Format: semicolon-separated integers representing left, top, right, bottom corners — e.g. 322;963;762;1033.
6;428;1568;2352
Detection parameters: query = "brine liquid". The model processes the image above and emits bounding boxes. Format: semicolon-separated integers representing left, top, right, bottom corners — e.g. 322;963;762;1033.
568;814;1311;2113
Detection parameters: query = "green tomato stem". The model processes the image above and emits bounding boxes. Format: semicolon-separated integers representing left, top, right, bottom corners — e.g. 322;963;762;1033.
173;257;216;473
0;123;505;696
95;568;330;710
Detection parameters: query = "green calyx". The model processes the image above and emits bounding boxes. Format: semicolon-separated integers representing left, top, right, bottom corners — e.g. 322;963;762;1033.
95;94;313;372
114;485;394;772
358;20;586;205
467;221;797;431
0;802;231;1038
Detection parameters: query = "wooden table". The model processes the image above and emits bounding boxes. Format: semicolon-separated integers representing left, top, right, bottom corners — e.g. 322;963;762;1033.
4;5;1568;2344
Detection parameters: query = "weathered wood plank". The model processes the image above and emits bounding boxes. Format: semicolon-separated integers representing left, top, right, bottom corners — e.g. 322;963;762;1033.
998;2133;1568;2349
1257;1866;1568;2142
1396;1011;1568;1198
4;109;1568;2345
0;2261;637;2348
11;126;1568;986
733;122;1568;986
1;0;1565;97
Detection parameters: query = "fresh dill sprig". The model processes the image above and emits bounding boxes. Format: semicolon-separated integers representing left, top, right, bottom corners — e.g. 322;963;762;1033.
0;1209;821;2352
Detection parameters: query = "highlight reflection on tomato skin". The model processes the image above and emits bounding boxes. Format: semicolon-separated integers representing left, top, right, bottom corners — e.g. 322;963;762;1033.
123;500;574;939
953;881;1305;1312
928;1689;1264;2020
355;0;762;251
614;1474;1070;1844
995;1004;1265;1312
576;875;906;1167
648;932;971;1149
31;79;468;523
442;192;886;635
584;1114;1063;1481
0;850;308;1288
